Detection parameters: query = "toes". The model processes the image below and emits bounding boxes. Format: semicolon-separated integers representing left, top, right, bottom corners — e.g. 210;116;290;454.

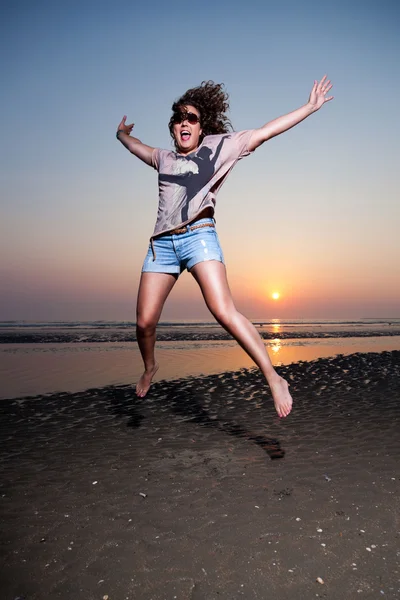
278;405;292;418
136;384;147;397
137;386;149;398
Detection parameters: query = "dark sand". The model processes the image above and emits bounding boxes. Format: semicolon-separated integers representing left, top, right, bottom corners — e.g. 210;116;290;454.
1;321;400;344
1;351;399;599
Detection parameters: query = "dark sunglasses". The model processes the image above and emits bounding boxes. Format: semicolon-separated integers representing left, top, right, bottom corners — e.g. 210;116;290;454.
172;111;200;125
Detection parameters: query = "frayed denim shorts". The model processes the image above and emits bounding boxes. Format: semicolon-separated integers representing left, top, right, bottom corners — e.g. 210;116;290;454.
142;218;225;275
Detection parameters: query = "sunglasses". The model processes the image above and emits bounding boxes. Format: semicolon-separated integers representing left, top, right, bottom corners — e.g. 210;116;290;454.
172;111;200;125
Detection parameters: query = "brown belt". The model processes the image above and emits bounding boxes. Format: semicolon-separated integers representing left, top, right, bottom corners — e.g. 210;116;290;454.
170;222;215;235
150;222;215;260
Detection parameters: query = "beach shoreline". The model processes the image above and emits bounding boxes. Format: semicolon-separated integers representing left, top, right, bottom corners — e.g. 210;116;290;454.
2;335;400;401
1;350;399;599
1;324;400;344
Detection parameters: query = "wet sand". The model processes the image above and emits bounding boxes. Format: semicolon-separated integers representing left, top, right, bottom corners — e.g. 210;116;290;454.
3;336;400;400
1;351;399;599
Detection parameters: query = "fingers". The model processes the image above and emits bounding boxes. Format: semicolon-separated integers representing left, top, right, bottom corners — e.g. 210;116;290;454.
117;116;135;133
318;76;333;93
322;82;333;103
321;81;332;94
316;76;334;103
117;115;126;129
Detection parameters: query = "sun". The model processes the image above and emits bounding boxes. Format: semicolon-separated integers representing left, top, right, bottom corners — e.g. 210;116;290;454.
272;292;280;300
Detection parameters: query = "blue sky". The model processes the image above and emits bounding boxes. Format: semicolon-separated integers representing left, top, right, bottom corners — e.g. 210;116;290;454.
1;0;399;320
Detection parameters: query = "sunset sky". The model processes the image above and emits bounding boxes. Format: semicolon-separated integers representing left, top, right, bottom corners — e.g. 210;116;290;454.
1;0;399;321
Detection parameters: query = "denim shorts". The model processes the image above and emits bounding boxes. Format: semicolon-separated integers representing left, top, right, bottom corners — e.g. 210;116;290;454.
142;218;225;274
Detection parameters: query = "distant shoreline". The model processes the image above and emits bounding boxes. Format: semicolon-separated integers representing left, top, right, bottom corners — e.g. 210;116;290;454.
1;329;400;344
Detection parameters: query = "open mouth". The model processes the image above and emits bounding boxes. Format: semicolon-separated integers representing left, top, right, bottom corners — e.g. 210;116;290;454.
180;130;191;142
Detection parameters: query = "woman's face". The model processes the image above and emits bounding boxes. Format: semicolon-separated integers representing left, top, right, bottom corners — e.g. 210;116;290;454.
172;105;203;155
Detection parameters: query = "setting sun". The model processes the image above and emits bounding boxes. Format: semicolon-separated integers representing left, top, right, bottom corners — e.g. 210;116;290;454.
272;292;280;300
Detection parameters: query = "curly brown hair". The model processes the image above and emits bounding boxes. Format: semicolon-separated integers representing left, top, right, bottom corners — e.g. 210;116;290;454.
168;81;232;149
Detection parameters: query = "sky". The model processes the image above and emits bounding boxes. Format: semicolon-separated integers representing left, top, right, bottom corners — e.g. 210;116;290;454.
1;0;399;321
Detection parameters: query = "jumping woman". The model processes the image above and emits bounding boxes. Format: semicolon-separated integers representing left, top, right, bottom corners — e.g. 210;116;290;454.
116;76;333;418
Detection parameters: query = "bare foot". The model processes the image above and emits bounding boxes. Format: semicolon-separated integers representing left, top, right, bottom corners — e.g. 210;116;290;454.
269;376;293;418
136;363;159;398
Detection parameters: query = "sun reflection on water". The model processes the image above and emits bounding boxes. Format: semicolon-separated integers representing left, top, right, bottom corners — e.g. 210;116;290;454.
271;338;281;354
272;319;281;335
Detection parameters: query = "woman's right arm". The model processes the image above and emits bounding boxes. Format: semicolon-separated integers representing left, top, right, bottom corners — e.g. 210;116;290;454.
116;115;155;167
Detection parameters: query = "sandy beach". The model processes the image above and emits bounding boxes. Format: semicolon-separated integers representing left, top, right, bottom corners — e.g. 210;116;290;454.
1;350;399;599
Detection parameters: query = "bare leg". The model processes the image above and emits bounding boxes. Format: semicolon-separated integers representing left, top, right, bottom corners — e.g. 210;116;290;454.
191;261;292;417
135;272;178;397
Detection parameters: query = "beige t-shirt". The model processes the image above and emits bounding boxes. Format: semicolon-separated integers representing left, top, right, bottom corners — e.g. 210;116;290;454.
151;130;254;237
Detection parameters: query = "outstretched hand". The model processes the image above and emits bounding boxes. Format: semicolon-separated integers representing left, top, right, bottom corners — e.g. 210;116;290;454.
308;75;334;111
117;115;134;135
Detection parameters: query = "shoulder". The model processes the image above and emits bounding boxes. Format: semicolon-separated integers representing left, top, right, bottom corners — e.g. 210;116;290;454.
204;130;254;140
152;147;177;170
203;130;255;158
202;133;232;145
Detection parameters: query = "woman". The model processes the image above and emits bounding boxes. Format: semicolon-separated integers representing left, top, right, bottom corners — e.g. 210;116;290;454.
116;76;333;417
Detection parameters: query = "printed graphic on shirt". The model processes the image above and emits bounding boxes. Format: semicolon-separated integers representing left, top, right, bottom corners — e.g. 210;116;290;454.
152;130;254;237
159;137;225;222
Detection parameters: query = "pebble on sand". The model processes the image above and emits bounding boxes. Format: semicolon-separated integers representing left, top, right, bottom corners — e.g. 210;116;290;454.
316;577;324;584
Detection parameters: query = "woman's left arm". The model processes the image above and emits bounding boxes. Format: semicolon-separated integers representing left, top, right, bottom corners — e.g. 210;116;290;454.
248;75;333;152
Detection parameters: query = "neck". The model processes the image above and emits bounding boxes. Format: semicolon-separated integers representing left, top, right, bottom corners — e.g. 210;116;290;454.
177;147;198;156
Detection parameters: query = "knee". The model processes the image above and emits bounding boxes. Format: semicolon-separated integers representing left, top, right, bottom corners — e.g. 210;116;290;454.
136;313;158;335
210;305;236;327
